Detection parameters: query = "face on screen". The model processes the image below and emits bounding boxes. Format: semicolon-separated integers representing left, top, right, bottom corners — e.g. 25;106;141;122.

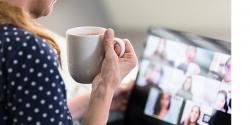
140;35;231;125
160;93;171;109
144;88;184;124
190;106;201;123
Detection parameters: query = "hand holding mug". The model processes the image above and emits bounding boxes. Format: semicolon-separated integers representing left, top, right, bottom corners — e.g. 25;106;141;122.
84;29;137;125
66;27;131;83
92;29;138;90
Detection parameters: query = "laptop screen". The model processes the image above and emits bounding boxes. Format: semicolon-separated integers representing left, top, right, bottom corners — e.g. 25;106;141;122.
125;27;231;125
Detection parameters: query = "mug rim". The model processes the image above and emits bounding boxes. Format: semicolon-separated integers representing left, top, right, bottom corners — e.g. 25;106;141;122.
66;26;106;37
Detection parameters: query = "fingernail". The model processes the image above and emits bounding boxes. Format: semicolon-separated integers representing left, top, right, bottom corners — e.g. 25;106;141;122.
105;28;114;41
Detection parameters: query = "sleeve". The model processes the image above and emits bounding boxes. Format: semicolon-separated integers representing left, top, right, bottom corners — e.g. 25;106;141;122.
5;34;73;125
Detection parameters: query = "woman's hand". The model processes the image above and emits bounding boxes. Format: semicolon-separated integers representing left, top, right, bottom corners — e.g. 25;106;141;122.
84;29;137;125
92;28;138;92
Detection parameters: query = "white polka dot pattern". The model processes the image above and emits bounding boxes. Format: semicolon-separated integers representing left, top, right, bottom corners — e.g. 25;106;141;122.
0;25;72;125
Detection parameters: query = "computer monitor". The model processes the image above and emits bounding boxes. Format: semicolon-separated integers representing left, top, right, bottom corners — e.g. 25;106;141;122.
125;27;231;125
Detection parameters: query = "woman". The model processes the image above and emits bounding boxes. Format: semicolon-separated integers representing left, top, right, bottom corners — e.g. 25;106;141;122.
0;0;138;125
214;90;228;112
177;46;200;75
151;39;168;61
180;105;201;125
176;76;193;100
148;39;174;66
154;92;171;120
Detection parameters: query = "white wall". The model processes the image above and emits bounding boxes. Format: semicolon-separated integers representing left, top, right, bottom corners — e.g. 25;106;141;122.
102;0;231;41
38;0;112;36
39;0;230;57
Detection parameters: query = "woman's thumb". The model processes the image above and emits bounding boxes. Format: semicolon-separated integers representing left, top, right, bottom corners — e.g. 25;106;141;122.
103;28;115;53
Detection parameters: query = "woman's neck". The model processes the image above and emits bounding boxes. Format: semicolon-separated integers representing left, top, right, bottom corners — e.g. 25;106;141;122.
185;121;196;125
158;108;169;119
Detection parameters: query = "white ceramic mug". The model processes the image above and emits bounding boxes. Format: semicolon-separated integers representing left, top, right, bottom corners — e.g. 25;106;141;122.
66;26;125;83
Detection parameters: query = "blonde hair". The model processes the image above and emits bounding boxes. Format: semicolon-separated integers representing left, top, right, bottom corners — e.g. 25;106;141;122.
0;1;61;65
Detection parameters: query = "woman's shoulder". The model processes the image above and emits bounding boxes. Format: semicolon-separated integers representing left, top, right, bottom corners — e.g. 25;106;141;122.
0;24;58;66
0;24;51;48
0;24;56;57
1;24;32;39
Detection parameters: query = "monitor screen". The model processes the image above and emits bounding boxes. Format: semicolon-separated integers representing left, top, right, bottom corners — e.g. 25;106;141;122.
125;27;231;125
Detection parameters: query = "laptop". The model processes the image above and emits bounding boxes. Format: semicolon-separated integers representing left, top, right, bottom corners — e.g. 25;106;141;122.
109;27;231;125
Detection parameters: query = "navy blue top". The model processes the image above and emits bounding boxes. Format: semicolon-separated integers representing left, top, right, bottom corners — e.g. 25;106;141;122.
0;24;73;125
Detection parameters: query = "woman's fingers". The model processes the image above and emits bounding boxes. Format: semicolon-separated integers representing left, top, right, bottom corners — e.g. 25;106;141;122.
114;43;121;56
123;39;136;56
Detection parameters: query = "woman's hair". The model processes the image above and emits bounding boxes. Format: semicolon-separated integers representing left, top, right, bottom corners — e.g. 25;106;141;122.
184;105;201;125
153;39;168;60
182;76;192;92
217;90;228;112
153;91;171;115
0;1;61;65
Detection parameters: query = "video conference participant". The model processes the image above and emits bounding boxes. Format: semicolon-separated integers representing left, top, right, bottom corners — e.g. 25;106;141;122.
179;105;201;125
207;56;231;82
148;39;174;66
153;92;175;123
151;39;168;61
177;46;200;75
176;76;193;100
214;90;228;112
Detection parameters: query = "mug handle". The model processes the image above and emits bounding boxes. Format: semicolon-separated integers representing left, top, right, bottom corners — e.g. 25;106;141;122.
114;38;125;57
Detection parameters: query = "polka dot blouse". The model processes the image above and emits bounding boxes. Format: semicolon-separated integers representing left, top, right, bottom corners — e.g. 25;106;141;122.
0;24;73;125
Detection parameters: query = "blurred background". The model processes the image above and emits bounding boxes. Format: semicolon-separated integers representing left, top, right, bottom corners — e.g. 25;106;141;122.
37;0;230;123
38;0;230;57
